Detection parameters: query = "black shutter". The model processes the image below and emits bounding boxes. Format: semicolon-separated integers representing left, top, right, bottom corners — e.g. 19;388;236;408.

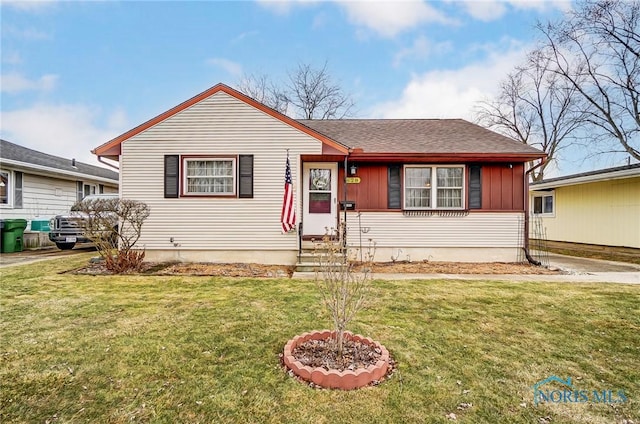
76;181;84;202
164;155;179;198
238;155;254;198
469;165;482;209
14;171;23;208
388;165;401;209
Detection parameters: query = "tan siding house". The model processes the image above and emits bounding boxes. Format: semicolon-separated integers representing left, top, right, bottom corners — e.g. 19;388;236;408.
93;83;546;264
530;164;640;250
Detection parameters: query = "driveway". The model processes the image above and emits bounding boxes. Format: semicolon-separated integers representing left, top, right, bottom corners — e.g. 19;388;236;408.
547;253;640;273
0;245;96;268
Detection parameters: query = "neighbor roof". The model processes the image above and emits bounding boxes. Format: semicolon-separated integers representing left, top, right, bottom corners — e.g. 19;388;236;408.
530;162;640;190
299;119;545;158
0;139;119;182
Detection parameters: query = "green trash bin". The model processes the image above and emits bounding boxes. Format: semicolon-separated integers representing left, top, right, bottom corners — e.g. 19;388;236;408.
1;219;28;253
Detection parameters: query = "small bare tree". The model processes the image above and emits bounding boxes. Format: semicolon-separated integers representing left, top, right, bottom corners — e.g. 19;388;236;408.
237;73;289;115
73;197;150;273
237;61;355;119
314;232;376;357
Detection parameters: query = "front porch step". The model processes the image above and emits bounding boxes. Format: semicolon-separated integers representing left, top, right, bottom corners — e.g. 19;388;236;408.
295;248;347;272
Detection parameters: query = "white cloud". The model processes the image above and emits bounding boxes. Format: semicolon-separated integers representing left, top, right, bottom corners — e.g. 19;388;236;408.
461;1;507;21
458;0;571;21
2;26;52;40
1;73;58;93
393;35;452;67
0;103;127;168
372;40;529;119
1;0;57;12
206;58;243;78
255;0;319;15
2;52;23;65
258;0;455;37
337;0;455;38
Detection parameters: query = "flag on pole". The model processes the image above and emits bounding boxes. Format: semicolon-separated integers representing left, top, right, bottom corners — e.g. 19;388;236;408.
281;155;296;233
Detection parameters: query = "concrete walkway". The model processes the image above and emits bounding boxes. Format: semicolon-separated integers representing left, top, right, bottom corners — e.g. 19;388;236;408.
294;253;640;284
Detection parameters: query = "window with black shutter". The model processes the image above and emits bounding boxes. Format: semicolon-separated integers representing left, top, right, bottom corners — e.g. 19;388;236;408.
76;181;84;201
14;171;23;208
164;155;180;198
388;165;401;209
238;155;254;198
469;165;482;209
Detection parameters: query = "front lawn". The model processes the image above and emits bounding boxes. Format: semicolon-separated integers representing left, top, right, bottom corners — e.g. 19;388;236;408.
1;254;638;423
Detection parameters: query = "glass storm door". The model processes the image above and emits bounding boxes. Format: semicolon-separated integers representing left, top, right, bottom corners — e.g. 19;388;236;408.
302;163;338;235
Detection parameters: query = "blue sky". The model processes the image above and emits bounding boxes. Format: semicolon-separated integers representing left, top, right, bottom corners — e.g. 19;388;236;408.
3;0;620;176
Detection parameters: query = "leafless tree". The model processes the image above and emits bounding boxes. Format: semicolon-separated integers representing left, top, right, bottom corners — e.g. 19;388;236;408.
237;73;289;115
538;0;639;161
238;61;355;119
314;231;375;357
476;50;586;181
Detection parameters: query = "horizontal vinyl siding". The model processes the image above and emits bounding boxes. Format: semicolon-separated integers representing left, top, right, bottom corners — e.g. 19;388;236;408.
346;211;523;248
0;171;118;220
534;177;640;248
121;91;323;251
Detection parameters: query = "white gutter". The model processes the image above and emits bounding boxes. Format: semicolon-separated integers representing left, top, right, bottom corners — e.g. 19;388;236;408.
0;158;119;184
531;167;640;190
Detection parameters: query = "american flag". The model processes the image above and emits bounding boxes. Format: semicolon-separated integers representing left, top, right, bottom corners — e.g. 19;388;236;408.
281;156;296;233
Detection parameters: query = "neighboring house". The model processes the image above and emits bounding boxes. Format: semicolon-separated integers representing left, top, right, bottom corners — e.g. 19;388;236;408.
92;83;545;264
0;139;119;226
530;163;640;250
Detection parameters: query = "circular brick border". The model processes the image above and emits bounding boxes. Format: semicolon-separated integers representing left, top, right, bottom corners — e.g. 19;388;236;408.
283;330;390;390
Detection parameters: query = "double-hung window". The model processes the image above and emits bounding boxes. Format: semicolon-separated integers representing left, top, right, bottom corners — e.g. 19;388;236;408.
532;192;554;216
0;171;9;205
404;165;465;210
183;157;236;196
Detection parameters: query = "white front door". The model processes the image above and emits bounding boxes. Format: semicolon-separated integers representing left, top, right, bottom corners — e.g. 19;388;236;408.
302;162;338;236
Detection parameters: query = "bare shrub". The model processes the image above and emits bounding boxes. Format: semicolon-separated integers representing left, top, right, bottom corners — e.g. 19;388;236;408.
314;231;376;357
73;198;150;273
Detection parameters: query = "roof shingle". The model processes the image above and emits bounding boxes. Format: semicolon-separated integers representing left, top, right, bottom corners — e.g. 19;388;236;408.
1;139;119;181
299;119;544;156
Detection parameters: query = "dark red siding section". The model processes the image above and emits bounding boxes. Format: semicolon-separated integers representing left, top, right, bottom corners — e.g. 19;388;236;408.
481;164;524;210
338;164;390;210
336;163;525;211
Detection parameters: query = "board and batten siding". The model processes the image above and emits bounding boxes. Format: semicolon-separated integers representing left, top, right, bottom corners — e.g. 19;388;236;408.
120;91;323;258
533;177;640;249
345;211;524;262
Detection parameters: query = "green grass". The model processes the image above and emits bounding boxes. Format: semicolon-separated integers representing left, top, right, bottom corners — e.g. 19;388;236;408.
1;254;638;423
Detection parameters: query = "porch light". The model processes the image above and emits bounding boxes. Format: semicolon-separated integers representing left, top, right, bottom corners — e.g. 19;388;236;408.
349;164;357;175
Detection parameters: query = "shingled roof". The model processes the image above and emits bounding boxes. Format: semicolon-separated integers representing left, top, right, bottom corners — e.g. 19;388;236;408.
299;119;544;157
1;139;119;181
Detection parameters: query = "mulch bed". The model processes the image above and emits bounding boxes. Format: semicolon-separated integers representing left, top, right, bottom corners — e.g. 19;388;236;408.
68;259;560;277
291;338;382;372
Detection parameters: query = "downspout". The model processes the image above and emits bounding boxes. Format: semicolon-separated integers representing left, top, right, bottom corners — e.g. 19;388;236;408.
343;153;349;249
98;156;120;171
523;157;547;265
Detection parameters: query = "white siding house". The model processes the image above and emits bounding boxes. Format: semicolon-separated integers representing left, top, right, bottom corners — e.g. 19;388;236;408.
0;140;119;247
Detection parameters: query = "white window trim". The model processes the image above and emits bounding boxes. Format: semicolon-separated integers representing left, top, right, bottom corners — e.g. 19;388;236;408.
531;191;555;217
403;165;466;210
0;169;11;208
182;157;237;196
